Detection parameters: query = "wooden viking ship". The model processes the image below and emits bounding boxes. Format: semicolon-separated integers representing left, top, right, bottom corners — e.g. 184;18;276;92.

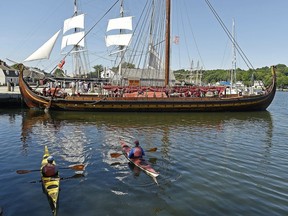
18;0;277;112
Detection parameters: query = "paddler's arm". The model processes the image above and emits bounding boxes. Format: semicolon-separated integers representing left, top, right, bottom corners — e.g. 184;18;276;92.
128;149;134;158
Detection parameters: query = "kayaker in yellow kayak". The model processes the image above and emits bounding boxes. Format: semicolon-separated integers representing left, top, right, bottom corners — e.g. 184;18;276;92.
128;140;145;159
41;156;59;177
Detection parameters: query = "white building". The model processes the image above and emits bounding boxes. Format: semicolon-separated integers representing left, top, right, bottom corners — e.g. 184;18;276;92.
100;68;115;79
0;60;19;86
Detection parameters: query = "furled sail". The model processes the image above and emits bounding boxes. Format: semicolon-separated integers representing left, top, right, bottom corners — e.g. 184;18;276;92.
105;34;132;47
63;14;84;34
148;45;162;70
24;30;61;62
105;16;133;47
61;13;85;50
106;16;133;32
61;31;85;50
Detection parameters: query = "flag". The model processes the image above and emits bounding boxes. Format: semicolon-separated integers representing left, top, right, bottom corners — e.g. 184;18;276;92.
173;36;180;45
58;59;65;69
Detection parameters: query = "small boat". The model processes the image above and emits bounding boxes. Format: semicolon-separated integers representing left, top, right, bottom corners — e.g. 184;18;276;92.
41;146;60;215
120;140;159;179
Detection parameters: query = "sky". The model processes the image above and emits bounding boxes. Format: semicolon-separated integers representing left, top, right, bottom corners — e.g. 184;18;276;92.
1;0;288;73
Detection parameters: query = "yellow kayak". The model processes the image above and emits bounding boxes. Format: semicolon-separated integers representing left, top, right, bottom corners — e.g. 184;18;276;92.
41;146;60;215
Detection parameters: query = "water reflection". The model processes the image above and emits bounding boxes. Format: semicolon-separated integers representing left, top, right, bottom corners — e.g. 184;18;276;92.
21;110;86;164
21;110;274;177
21;110;273;129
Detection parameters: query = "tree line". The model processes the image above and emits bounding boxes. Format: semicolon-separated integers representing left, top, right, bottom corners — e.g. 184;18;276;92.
174;64;288;89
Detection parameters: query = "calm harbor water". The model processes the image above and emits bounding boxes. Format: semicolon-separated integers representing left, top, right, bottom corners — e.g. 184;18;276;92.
0;91;287;216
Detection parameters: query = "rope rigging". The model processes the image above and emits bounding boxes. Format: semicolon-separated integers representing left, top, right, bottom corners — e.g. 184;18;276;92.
204;0;254;70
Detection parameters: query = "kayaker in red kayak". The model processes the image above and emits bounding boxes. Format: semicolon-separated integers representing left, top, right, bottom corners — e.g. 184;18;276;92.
128;140;145;159
42;156;59;177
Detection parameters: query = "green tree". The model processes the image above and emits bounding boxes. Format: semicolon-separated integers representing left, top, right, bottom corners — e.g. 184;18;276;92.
88;64;104;78
173;64;288;89
53;68;65;77
93;65;104;73
111;62;136;72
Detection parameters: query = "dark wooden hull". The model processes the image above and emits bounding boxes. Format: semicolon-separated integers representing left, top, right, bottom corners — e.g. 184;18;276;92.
18;65;277;112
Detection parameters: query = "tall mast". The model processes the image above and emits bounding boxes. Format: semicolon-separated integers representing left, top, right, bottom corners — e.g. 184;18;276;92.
73;0;80;76
165;0;171;86
118;0;124;84
74;0;77;15
231;18;237;91
70;0;89;77
149;0;155;48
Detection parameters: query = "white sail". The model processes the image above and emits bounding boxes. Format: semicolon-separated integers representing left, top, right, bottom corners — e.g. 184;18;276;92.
105;34;132;47
106;16;133;32
63;14;85;34
61;31;85;50
148;46;162;70
24;30;61;62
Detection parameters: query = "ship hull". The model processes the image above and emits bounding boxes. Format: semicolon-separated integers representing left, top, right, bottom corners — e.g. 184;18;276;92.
18;65;277;112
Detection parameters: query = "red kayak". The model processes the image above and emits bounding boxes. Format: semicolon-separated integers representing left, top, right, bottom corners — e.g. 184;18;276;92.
120;140;159;179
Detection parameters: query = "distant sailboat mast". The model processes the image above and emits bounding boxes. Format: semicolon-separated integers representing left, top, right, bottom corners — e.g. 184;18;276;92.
118;0;125;84
24;0;90;77
71;0;89;77
231;18;237;92
60;0;89;77
105;0;133;85
165;0;171;86
73;0;81;76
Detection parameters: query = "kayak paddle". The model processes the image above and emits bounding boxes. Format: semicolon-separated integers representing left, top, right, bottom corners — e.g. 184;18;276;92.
110;147;158;158
16;164;85;174
29;173;85;183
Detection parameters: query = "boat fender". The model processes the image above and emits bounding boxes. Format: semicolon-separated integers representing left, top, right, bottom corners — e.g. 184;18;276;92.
238;92;242;96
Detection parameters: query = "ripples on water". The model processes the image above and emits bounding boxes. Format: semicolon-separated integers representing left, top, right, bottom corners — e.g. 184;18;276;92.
0;92;288;216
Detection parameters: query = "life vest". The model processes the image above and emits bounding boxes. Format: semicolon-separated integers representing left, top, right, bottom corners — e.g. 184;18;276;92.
42;164;57;177
133;147;143;158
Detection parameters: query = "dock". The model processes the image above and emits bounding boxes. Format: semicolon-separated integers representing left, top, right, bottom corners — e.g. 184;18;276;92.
0;86;25;108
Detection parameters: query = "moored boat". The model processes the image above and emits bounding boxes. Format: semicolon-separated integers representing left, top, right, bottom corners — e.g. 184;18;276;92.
17;0;277;112
41;146;60;215
120;140;159;179
18;63;276;112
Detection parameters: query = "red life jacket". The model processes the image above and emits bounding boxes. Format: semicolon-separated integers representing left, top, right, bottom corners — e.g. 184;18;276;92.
133;147;143;158
42;164;57;177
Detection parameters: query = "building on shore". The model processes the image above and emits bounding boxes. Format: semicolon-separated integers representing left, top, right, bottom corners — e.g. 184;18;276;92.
0;60;19;86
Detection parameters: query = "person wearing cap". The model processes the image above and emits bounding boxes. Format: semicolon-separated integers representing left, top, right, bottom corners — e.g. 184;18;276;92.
128;140;145;159
41;156;59;177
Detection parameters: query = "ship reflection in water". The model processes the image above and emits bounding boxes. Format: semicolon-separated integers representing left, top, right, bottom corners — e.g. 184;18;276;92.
21;109;273;177
21;110;86;164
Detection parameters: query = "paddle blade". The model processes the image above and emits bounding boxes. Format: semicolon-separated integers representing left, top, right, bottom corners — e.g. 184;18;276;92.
68;164;85;171
147;147;157;152
148;157;158;164
61;173;85;180
16;169;39;174
16;170;32;174
110;153;122;158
